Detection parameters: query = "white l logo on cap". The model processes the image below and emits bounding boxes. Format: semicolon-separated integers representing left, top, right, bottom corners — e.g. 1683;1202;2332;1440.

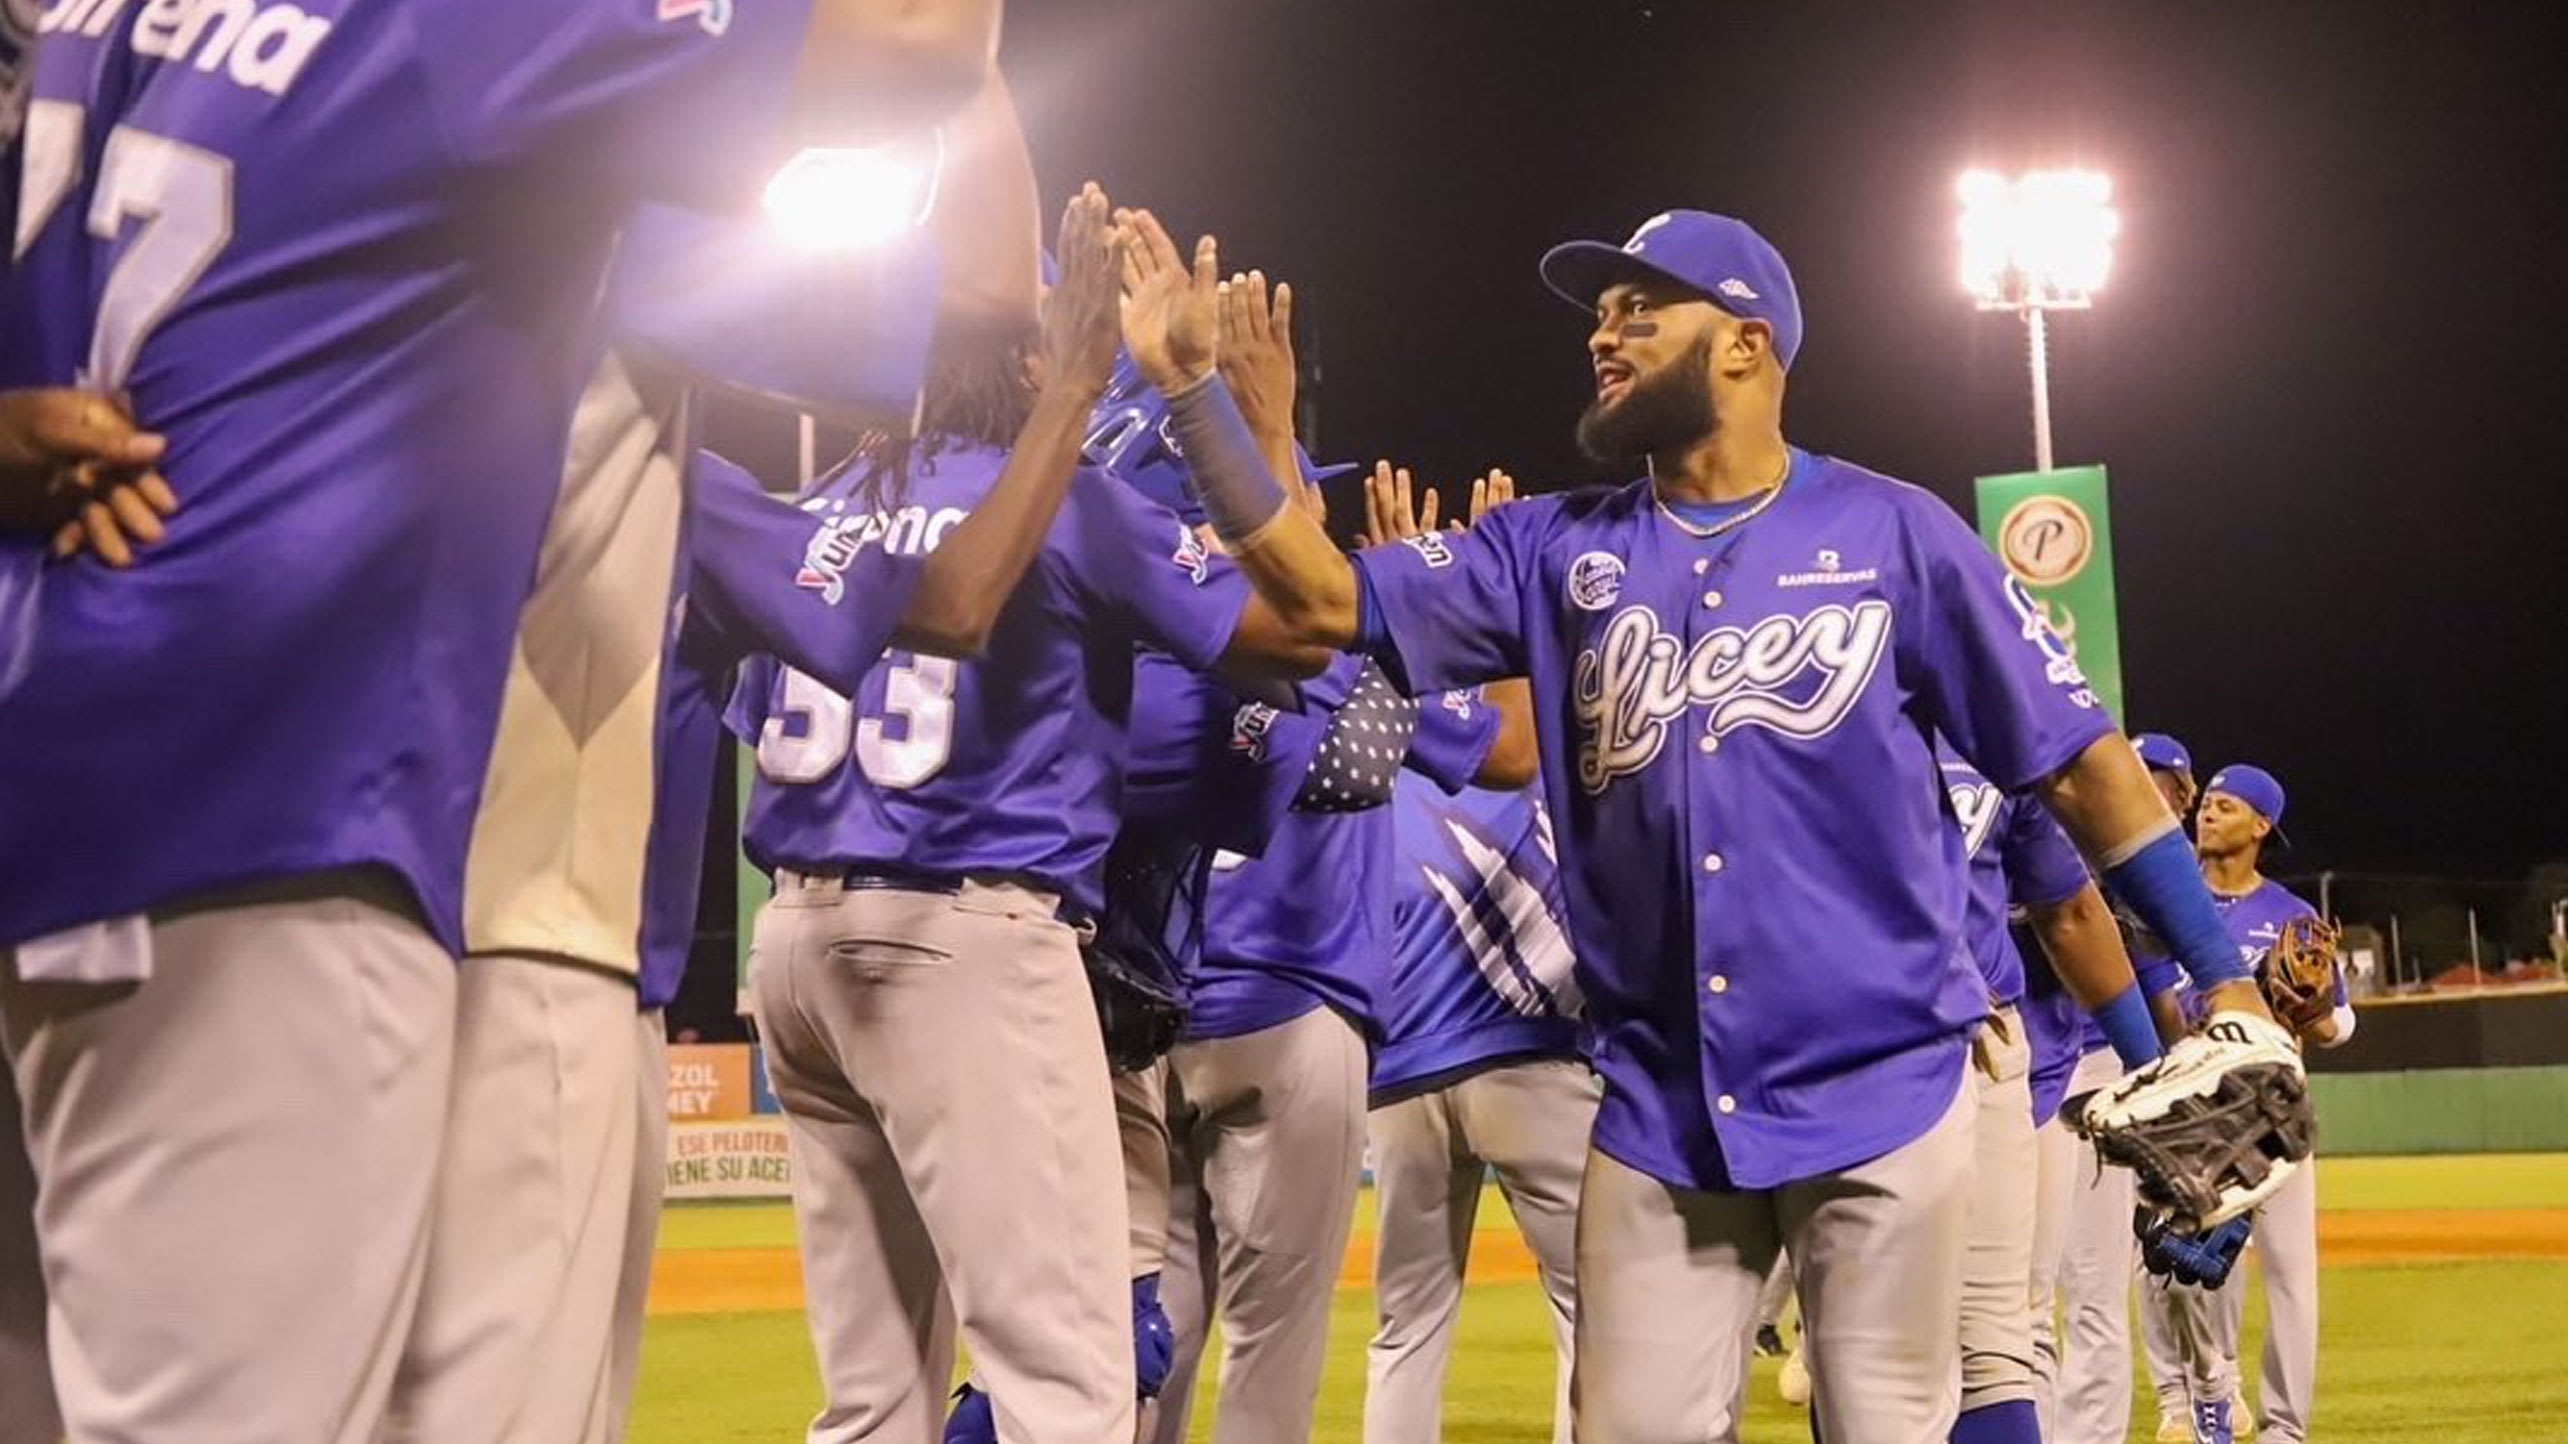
1718;277;1760;301
1624;213;1675;253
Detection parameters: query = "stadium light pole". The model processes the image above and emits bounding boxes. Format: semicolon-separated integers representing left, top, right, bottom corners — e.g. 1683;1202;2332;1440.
1958;167;2119;473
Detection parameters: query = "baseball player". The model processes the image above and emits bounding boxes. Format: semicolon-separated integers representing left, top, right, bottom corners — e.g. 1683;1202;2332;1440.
394;75;1056;1444
733;225;1377;1443
0;5;1008;1440
2139;765;2349;1444
942;595;1481;1444
1366;771;1595;1444
1102;277;1538;1444
1117;205;2300;1444
1938;744;2178;1444
1149;664;1519;1444
1349;464;1596;1444
2046;732;2198;1444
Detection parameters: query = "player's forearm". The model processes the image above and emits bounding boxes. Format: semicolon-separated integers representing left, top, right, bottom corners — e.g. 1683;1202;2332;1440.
895;382;1090;657
1472;679;1539;789
1164;374;1361;648
2027;882;2138;1012
794;0;1002;142
921;75;1040;340
2036;734;2274;1021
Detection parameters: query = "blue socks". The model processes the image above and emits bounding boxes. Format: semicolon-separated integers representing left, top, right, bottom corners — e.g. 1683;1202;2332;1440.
1952;1399;2042;1444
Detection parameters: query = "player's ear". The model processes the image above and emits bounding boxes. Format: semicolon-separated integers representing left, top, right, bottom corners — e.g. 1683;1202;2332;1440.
1723;316;1775;377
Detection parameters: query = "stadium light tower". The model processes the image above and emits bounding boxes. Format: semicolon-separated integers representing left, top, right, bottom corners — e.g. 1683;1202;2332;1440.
1958;167;2119;472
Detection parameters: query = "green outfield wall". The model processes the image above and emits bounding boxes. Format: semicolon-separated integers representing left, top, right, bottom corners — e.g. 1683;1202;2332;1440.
2305;989;2568;1155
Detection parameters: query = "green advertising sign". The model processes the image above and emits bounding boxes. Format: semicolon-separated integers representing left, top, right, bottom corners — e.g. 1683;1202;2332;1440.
1974;464;2126;723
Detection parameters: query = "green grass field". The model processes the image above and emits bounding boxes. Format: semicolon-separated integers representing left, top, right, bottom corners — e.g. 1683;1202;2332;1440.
629;1155;2568;1444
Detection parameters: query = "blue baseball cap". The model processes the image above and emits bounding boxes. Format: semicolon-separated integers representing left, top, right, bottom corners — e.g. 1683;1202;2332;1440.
2205;764;2291;847
1539;211;1803;370
2133;732;2194;778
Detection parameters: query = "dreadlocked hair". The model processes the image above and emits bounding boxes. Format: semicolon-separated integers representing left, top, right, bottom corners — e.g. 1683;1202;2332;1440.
838;323;1041;513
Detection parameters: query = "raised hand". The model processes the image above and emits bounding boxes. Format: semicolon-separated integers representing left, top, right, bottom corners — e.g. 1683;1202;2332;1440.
1216;269;1296;443
1115;209;1218;395
1358;461;1438;548
1467;468;1517;526
1040;183;1121;397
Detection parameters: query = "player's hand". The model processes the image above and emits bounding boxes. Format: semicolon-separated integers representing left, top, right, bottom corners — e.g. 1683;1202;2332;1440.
1357;460;1439;548
0;389;178;568
1116;209;1218;395
1465;468;1516;527
1216;269;1295;442
1040;183;1121;399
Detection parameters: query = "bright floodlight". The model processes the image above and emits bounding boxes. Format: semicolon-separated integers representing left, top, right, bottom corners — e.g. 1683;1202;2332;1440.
1957;167;2119;310
763;143;938;252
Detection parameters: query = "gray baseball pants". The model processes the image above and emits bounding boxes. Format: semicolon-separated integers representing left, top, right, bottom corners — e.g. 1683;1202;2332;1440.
2145;1156;2321;1441
1960;1007;2039;1413
387;953;644;1444
1571;1059;1976;1444
752;875;1133;1444
607;1011;669;1444
2026;1108;2080;1439
0;872;455;1444
1363;1057;1599;1444
2044;1047;2140;1444
0;1058;58;1444
1152;1005;1369;1444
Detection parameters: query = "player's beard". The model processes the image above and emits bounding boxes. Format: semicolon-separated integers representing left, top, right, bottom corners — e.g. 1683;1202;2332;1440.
1576;334;1717;465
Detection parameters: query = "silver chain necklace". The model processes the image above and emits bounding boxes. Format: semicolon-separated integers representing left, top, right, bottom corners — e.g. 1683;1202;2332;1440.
1652;472;1789;540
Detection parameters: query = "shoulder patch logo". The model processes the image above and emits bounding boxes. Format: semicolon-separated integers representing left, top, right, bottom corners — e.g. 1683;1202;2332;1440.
1230;703;1278;762
795;516;863;606
1172;525;1211;585
1566;551;1626;612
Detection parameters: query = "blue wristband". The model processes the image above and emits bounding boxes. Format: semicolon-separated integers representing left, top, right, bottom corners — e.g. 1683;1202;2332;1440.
1162;372;1287;548
2092;983;2163;1070
2102;829;2252;992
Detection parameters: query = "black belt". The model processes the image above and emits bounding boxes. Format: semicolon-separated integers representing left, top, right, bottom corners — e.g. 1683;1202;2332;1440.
781;866;1091;928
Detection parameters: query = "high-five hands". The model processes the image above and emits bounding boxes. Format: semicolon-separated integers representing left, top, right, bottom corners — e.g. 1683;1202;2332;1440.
1115;209;1219;395
1041;183;1125;399
1215;269;1295;443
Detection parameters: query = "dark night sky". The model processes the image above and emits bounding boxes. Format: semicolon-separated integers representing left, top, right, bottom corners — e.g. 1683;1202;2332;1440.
755;2;2568;879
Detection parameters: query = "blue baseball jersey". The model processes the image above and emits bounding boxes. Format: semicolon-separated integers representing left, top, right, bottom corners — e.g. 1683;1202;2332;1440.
1185;668;1501;1042
1372;777;1584;1105
1123;651;1332;855
0;0;813;952
735;445;1251;915
1940;746;2091;1006
635;451;934;1009
1353;448;2116;1190
1941;745;2094;1126
2161;878;2329;1030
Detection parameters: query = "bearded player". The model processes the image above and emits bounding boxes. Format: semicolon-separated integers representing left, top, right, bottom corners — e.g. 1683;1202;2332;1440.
1117;205;2305;1443
2141;765;2348;1444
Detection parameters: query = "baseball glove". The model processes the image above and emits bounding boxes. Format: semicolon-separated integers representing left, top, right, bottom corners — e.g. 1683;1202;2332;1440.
2077;1009;2316;1232
2260;914;2342;1033
1084;938;1189;1075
